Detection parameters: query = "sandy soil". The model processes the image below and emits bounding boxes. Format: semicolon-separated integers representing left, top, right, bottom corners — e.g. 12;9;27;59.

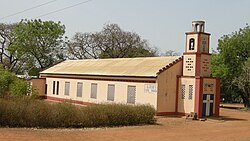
0;104;250;141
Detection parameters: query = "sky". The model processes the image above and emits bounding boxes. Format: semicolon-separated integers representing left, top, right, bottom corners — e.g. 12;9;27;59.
1;0;250;54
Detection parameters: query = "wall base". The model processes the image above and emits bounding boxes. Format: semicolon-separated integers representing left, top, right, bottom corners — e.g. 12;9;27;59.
156;112;188;116
45;96;93;106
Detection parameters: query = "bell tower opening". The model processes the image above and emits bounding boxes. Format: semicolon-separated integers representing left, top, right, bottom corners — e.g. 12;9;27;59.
189;38;195;50
192;21;205;32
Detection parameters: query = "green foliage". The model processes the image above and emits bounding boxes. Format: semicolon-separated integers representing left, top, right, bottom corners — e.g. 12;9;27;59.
0;65;16;96
28;67;41;77
212;25;250;104
217;26;250;77
232;58;250;107
0;65;32;97
9;79;28;96
0;98;156;128
9;19;66;69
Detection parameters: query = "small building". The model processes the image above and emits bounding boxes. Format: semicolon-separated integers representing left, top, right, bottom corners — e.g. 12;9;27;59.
36;21;220;118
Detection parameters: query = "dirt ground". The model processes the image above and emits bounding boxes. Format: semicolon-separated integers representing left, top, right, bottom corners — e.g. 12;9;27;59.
0;104;250;141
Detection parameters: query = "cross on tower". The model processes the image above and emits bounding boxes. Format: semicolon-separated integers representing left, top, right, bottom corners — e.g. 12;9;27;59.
203;95;214;116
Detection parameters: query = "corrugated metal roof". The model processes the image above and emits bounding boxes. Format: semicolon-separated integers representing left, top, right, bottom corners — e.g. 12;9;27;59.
40;56;181;77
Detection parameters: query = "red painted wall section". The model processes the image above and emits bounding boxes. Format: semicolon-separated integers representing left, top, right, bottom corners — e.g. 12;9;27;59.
194;78;200;116
195;54;201;76
199;78;204;118
197;34;201;53
195;77;203;118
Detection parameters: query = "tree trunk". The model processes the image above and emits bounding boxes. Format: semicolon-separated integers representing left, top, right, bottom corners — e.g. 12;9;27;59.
241;94;250;108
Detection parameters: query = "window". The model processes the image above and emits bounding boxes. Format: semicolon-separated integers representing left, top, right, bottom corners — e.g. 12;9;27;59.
52;81;60;95
64;82;70;96
53;81;56;95
127;85;136;104
188;85;193;100
107;84;115;101
45;84;47;95
56;81;59;95
91;83;97;99
77;82;83;97
189;38;195;50
181;85;185;99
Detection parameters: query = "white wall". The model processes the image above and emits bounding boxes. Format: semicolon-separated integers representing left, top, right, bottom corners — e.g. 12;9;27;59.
178;77;196;114
46;78;157;108
183;54;196;76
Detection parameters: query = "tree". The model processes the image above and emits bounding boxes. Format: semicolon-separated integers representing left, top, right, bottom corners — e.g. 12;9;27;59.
67;32;100;59
67;24;157;59
0;23;18;71
212;25;250;107
0;65;16;96
10;19;66;75
232;59;250;107
163;50;180;56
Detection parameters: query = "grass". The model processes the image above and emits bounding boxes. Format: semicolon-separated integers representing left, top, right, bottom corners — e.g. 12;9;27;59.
0;97;156;128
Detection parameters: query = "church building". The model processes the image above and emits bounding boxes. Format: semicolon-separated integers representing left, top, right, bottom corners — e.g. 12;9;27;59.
34;21;220;118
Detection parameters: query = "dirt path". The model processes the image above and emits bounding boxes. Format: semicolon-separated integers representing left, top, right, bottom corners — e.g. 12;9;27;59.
0;105;250;141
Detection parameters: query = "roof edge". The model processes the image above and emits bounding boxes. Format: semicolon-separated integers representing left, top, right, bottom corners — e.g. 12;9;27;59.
40;73;157;79
156;56;183;75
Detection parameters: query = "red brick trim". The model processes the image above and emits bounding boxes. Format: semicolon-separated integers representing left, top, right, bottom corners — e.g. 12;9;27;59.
199;78;204;118
156;112;177;116
207;34;210;53
197;33;201;53
195;54;201;76
183;52;211;55
215;78;220;117
185;32;211;35
157;56;183;75
195;77;203;118
177;112;189;116
179;76;219;79
201;77;219;79
185;33;188;52
40;74;156;83
156;112;189;116
45;96;94;106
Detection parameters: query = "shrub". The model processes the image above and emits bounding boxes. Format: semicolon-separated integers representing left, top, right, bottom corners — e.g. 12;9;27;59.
0;65;16;96
0;98;156;128
9;79;28;96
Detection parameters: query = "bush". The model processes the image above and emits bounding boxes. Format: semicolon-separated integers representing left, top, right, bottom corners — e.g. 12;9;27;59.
0;65;37;98
0;66;16;96
9;79;28;96
0;98;156;128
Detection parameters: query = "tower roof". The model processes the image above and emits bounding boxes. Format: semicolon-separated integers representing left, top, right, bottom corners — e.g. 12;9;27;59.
192;20;205;32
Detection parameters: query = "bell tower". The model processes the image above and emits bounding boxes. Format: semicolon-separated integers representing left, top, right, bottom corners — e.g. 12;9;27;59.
177;21;220;118
183;21;211;77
